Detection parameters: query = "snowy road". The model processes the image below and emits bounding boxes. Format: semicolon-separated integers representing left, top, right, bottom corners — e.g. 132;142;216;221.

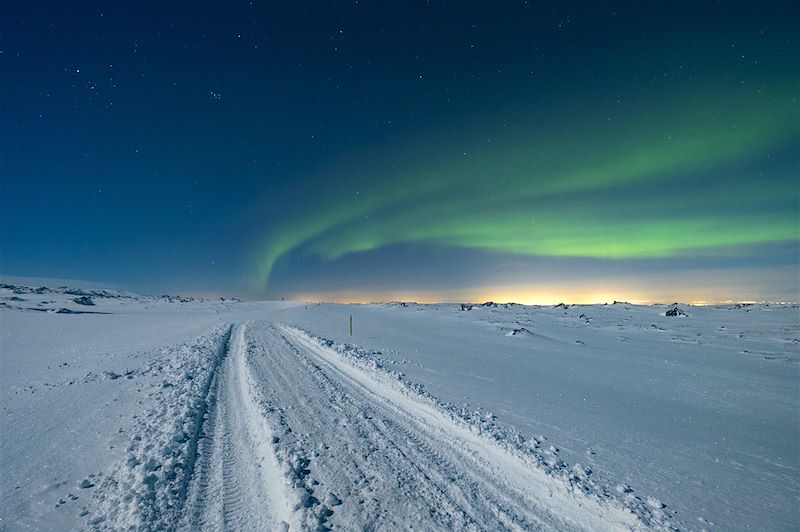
182;324;291;530
175;320;653;531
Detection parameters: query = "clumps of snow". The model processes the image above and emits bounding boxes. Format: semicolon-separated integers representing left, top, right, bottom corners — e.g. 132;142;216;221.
460;301;515;311
311;337;423;368
284;326;675;529
51;307;104;314
241;345;337;530
505;327;534;337
84;325;233;530
99;369;138;381
379;301;430;311
646;496;666;509
77;478;95;489
158;294;201;303
282;450;328;526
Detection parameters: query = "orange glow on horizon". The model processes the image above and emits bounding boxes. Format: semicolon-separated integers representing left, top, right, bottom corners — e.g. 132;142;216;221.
286;269;798;305
292;286;660;306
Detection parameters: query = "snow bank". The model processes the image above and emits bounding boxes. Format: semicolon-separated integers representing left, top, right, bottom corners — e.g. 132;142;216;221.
84;326;232;529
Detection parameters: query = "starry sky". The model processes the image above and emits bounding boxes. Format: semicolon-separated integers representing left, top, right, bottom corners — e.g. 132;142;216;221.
2;1;798;303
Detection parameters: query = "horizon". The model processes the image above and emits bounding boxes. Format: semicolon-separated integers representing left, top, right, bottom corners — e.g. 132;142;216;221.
3;274;797;307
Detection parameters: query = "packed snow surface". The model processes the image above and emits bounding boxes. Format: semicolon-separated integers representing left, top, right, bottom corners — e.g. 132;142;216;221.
1;284;798;530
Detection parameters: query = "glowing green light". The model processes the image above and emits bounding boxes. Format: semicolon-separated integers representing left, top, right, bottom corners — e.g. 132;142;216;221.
251;83;799;288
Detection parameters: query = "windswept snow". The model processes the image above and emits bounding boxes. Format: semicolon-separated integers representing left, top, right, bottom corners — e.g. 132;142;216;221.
1;284;798;530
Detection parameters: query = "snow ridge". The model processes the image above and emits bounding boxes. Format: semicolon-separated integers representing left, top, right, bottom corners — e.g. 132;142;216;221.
84;325;233;529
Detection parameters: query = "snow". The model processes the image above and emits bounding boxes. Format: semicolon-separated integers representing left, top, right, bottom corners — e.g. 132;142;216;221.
1;284;798;530
274;302;800;531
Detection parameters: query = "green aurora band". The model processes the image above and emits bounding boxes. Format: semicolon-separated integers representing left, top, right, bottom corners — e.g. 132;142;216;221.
253;84;799;289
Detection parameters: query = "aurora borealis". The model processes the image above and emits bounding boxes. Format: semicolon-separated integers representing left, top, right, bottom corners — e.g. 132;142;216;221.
2;1;798;302
253;84;797;285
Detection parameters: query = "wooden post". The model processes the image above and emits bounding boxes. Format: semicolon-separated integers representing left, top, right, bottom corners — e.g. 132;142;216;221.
349;314;353;336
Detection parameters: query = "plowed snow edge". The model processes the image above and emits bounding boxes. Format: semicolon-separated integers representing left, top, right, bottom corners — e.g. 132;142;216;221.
85;325;233;530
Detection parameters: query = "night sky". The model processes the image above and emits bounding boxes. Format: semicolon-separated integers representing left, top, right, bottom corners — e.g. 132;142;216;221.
2;1;798;303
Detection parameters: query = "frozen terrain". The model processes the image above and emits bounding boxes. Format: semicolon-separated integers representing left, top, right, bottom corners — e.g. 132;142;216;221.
1;284;798;531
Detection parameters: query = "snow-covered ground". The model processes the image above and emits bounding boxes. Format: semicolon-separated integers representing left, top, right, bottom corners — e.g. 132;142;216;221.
1;284;797;531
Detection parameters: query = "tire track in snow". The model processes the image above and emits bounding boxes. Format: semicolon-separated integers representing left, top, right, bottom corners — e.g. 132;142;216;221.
182;323;291;531
239;322;652;531
279;324;648;531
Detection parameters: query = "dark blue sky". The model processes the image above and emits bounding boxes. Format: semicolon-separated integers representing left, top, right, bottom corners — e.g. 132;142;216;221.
2;1;798;302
